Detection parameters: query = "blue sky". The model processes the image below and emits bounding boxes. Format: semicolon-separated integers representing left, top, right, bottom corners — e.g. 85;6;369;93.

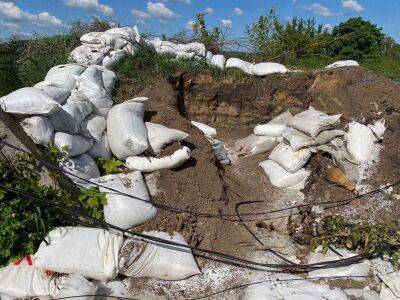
0;0;399;42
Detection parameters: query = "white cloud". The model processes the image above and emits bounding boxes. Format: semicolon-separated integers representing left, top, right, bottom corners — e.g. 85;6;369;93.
221;19;232;29
0;20;20;31
308;3;334;17
64;0;113;16
186;20;194;30
131;9;151;19
161;0;190;4
323;23;333;31
0;1;63;26
233;7;243;15
204;6;214;14
147;2;179;20
342;0;364;13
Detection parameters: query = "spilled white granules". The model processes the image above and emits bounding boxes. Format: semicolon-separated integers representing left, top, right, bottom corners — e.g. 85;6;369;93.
355;143;383;193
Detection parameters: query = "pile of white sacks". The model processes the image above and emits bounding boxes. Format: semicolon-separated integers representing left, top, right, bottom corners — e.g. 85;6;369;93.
235;106;385;190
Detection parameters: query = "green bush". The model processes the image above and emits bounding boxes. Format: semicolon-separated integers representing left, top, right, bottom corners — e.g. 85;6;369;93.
330;17;384;60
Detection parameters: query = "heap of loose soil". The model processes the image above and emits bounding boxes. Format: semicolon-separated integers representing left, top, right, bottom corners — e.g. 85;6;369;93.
115;66;400;259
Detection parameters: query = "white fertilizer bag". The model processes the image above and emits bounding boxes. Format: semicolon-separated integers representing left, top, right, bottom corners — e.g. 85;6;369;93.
289;106;341;138
126;146;191;173
146;122;188;154
254;124;286;137
54;132;93;157
93;172;157;229
259;160;310;190
80;65;105;87
283;128;345;152
20;116;54;146
225;58;253;75
45;64;85;91
34;227;124;282
75;76;113;114
81;114;107;142
0;87;61;116
269;143;312;173
107;97;149;160
326;60;359;69
0;257;57;298
88;133;112;161
251;62;288;76
268;110;293;125
55;274;98;300
235;134;280;156
210;54;226;69
61;154;100;188
345;121;376;164
34;81;71;104
118;231;201;280
191;121;217;138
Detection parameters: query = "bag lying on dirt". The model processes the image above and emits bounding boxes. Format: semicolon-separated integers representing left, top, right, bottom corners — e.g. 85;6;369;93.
254;124;286;137
190;121;217;138
210;138;230;165
34;81;71;104
289;106;341;138
87;132;112;161
81;114;107;142
307;248;371;279
251;62;288;76
345;121;376;164
210;54;226;69
259;160;310;190
55;274;98;300
225;58;253;75
269;142;312;173
61;154;100;188
49;93;93;134
146;122;188;155
283;128;345;151
20;116;54;146
107;97;149;160
126;146;191;173
368;119;386;141
0;257;56;298
93;172;157;229
34;227;124;282
0;87;61;116
45;64;85;91
118;231;201;280
235;134;280;156
325;60;359;69
54;132;93;157
268;110;293;125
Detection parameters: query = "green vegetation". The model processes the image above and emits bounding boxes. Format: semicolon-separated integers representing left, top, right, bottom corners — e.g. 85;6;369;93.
97;157;124;176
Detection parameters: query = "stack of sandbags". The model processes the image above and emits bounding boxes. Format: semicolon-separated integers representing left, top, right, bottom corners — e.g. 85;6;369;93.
148;37;206;60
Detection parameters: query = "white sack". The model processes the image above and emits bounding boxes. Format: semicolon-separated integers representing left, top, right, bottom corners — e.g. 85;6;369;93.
269;143;312;173
235;134;280;156
251;62;288;76
107;97;149;160
81;32;127;50
206;51;213;62
0;258;56;298
55;274;98;300
345;121;376;164
210;138;230;165
20;116;54;146
225;58;253;75
191;121;217;138
70;45;105;65
81;114;107;142
61;154;100;188
118;231;201;280
210;54;226;69
289;106;341;138
283;128;345;152
93;172;157;229
34;227;124;282
54;132;93;157
307;248;371;280
176;51;196;60
80;65;105;87
254;124;286;137
380;271;400;300
34;81;71;104
87;133;112;161
75;76;113;114
368;119;386;141
126;146;191;173
102;50;126;69
268;110;293;125
0;87;61;115
106;26;140;43
146;122;188;154
326;60;359;69
45;64;85;91
99;66;117;93
177;42;206;57
259;160;310;190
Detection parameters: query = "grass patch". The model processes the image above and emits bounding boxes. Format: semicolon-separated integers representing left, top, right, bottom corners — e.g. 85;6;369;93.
362;55;400;81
